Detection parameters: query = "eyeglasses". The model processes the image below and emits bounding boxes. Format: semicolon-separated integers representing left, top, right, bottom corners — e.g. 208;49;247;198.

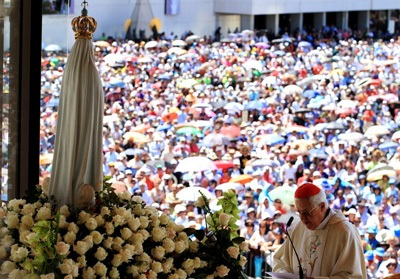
388;264;397;267
297;204;319;217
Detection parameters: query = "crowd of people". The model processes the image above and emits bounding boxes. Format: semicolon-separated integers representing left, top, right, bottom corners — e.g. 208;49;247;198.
39;29;400;278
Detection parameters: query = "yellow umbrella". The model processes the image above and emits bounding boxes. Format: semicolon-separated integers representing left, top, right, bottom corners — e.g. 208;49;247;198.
367;168;396;182
149;18;162;32
290;139;316;152
123;132;149;143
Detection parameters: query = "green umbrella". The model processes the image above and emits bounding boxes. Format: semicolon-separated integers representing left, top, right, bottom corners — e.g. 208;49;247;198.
176;126;202;136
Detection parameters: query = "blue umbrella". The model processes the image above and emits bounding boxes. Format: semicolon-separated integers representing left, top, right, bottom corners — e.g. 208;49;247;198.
245;100;265;111
308;148;328;159
46;97;60;107
257;134;285;146
303;90;317;99
156;123;172;132
379;141;398;151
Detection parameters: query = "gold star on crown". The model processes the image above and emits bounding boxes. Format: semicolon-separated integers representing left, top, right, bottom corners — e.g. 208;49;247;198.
71;0;97;39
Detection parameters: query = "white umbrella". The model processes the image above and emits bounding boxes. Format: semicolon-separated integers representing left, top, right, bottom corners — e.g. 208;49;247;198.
175;156;217;173
364;125;390;137
202;133;231;147
224;102;244;112
172;39;187;47
282;84;302;95
49;6;103;207
215;182;244;192
44;44;62;52
144;41;158;49
176;187;214;202
338;132;365;142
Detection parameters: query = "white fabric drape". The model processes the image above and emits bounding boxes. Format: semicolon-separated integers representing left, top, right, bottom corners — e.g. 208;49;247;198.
49;38;104;207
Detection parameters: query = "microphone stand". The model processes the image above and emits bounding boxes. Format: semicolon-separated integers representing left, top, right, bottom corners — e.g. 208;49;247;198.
286;217;304;279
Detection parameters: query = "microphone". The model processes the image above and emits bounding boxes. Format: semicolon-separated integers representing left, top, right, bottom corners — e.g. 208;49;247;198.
286;216;304;279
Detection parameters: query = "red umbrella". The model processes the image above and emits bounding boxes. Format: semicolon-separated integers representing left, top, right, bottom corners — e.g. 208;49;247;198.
220;125;241;137
214;160;234;170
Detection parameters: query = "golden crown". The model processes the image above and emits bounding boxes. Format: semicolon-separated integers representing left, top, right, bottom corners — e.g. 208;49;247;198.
71;0;97;39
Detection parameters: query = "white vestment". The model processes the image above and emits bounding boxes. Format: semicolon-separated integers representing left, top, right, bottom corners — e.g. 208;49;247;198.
273;209;367;278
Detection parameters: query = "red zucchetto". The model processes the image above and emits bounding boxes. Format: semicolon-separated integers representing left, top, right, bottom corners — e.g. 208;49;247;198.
295;182;321;198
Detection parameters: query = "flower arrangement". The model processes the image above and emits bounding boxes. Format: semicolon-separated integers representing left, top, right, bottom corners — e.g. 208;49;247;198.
0;179;249;278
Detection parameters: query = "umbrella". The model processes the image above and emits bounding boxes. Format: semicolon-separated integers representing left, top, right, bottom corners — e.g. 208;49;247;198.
48;6;104;207
103;53;125;65
185;34;201;43
379;141;398;151
94;40;110;48
224;102;244;112
146;159;167;169
215;182;244;192
376;229;394;243
245;100;264;111
156;123;172;132
255;42;269;49
364;125;390;137
324;122;346;130
45;97;60;107
167;47;187;56
176;187;214;202
297;75;325;87
367;165;396;182
192;103;213;109
282;85;302;95
290;139;316;152
172;39;187;47
338;132;365;142
123;148;144;157
144;41;158;49
123;132;149;143
391;130;400;141
284;126;310;133
298;41;312;48
337;100;358;109
214;160;234;170
202;133;231;147
44;44;62;52
251;159;278;169
177;79;197;89
256;134;285;147
268;185;296;205
176;126;202;136
262;76;278;87
211;100;228;109
229;174;254;185
307;149;328;159
220;125;241;138
175;156;217;173
40;153;54;165
149;18;162;32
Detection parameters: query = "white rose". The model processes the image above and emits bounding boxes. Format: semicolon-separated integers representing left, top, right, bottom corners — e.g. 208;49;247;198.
94;215;105;227
113;215;126;226
55;242;70;256
148;270;157;279
158;214;170;225
162;257;174;273
115;207;127;218
1;260;16;274
138;229;150;240
102;236;113;249
67;223;79;235
104;222;114;235
21;203;36;216
205;275;215;279
239;241;250;252
100;207;110;216
58;215;68;229
40;273;55;279
19;230;31;244
77;211;91;224
36;207;51;220
194;196;205;207
176;268;188;278
162;238;175;253
83;235;94;249
63;231;76;245
138;252;151;263
239;255;247;267
90;231;103;245
120;246;133;262
8;199;25;213
139;216;149;229
0;246;7;259
63;275;73;279
219;212;232;226
109;267;119;278
150;214;160;227
131;196;143;204
151;261;163;273
59;205;70;217
151;246;165;260
73;241;89;255
216;265;230;277
189;240;199;252
226;246;240;259
111;254;123;267
9;246;28;262
118;191;131;201
0;227;9;238
85;217;97;231
93;262;107;276
127;218;141;231
2;235;15;249
152;226;167;242
5;211;19;229
59;260;72;274
77;255;86;268
120;227;133;240
182;259;195;274
82;267;95;279
94;247;107;261
175;240;186;254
